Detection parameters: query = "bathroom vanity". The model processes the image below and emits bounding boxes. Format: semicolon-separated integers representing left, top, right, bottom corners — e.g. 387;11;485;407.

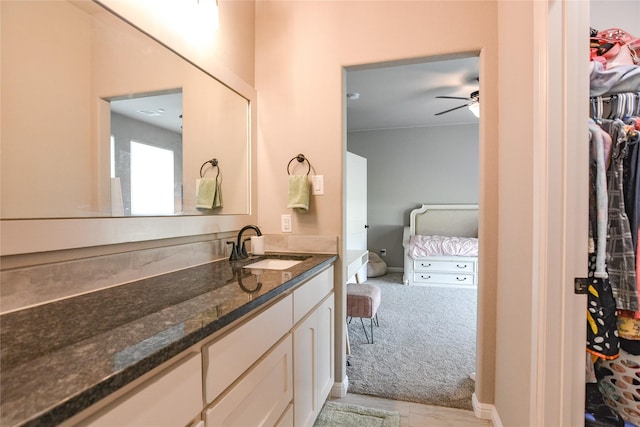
0;253;336;427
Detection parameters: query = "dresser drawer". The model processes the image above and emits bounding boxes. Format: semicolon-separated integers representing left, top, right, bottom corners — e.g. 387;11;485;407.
413;272;475;286
413;259;475;273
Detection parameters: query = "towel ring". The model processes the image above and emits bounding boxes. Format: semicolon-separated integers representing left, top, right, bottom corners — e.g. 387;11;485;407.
200;158;220;178
287;154;311;175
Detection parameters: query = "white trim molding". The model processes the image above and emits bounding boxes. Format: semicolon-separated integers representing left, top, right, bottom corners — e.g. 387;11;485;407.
331;376;349;398
473;393;503;427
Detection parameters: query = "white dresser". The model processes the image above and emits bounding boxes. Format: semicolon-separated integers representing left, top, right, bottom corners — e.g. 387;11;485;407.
411;256;477;288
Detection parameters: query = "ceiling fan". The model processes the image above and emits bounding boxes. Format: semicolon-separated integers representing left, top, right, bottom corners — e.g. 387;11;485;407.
434;90;480;116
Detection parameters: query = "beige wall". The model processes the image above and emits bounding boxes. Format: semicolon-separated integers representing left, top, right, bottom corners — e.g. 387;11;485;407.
254;0;499;410
99;0;255;87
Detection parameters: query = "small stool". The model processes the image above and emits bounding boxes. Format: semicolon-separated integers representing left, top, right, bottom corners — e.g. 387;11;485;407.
346;283;381;343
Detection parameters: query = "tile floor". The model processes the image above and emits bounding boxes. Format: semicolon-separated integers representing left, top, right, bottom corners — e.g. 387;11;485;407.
329;393;493;427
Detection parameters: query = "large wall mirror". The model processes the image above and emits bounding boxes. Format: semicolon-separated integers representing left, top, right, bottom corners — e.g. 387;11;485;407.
0;0;256;255
1;0;250;219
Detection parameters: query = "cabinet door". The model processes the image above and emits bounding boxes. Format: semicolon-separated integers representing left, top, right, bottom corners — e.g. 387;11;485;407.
293;313;317;427
316;294;334;402
205;335;293;427
293;293;335;427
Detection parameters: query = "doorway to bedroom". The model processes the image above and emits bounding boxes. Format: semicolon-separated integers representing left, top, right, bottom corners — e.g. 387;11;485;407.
343;54;480;410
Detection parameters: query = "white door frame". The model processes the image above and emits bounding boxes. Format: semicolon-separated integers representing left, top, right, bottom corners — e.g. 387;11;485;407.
530;1;589;425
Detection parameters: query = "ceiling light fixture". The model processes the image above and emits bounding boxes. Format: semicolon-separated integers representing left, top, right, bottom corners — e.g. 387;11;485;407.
468;102;480;118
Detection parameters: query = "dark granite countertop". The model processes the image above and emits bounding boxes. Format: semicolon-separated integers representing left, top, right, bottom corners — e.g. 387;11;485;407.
0;252;337;427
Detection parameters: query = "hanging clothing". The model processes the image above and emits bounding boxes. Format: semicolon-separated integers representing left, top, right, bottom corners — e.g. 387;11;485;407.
586;253;620;359
602;118;639;312
589;120;610;278
587;123;620;359
623;120;640;255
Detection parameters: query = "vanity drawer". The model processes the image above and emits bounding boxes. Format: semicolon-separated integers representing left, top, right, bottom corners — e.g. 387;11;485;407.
413;259;475;273
80;353;202;427
413;272;475;286
293;266;333;324
204;335;293;427
203;294;293;404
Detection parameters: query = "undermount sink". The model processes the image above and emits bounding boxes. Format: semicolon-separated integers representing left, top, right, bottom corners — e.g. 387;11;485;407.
242;259;302;270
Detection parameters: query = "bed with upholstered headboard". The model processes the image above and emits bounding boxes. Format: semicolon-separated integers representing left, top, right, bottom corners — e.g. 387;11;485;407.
402;204;479;287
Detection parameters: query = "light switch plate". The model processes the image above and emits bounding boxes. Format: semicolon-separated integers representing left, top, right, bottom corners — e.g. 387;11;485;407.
281;214;292;232
312;175;324;195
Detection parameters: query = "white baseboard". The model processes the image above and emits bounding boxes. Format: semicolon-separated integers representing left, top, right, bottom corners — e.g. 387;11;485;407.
472;393;503;427
331;375;349;398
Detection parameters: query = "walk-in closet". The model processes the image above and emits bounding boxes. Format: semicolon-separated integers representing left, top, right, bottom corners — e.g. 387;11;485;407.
586;2;640;425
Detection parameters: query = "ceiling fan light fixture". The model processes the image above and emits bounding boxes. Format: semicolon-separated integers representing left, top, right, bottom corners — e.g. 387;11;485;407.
468;102;480;118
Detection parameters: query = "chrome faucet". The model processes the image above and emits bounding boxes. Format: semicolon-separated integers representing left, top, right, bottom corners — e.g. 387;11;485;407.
228;225;262;260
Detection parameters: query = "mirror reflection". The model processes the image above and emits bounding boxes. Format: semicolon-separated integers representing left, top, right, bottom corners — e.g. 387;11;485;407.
1;0;250;219
110;90;184;216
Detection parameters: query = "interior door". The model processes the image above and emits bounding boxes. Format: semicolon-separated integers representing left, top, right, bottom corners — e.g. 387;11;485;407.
346;152;367;252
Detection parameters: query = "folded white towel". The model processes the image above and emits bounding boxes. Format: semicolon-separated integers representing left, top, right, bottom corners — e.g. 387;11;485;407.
287;175;310;212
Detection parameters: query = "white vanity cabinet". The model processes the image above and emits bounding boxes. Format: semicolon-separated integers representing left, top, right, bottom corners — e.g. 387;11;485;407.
68;264;334;427
205;265;334;427
293;292;334;427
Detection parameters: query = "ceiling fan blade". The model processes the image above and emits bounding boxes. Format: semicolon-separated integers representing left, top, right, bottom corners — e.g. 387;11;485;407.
434;102;473;116
435;96;471;100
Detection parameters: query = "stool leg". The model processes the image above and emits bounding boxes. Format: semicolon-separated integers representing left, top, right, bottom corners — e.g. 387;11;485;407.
359;318;370;343
370;318;374;343
374;313;379;327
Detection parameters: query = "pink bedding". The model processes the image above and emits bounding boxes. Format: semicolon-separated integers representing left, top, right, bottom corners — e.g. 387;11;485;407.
409;235;478;257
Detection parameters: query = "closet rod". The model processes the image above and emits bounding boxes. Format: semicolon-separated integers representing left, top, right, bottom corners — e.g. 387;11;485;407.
590;93;640;102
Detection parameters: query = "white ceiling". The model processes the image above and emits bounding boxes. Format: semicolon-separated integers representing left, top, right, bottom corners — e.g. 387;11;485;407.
346;56;480;132
110;91;183;134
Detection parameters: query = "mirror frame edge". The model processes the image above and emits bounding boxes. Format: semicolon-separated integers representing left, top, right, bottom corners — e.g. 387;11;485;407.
0;95;256;256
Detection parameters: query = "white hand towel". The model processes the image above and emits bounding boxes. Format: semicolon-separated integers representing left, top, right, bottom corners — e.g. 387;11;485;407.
287;175;310;212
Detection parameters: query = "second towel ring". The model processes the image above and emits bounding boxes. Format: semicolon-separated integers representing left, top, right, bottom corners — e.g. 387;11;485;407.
200;158;220;178
287;154;311;175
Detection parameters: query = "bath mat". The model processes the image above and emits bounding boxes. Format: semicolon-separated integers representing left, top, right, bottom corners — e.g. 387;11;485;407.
313;401;400;427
